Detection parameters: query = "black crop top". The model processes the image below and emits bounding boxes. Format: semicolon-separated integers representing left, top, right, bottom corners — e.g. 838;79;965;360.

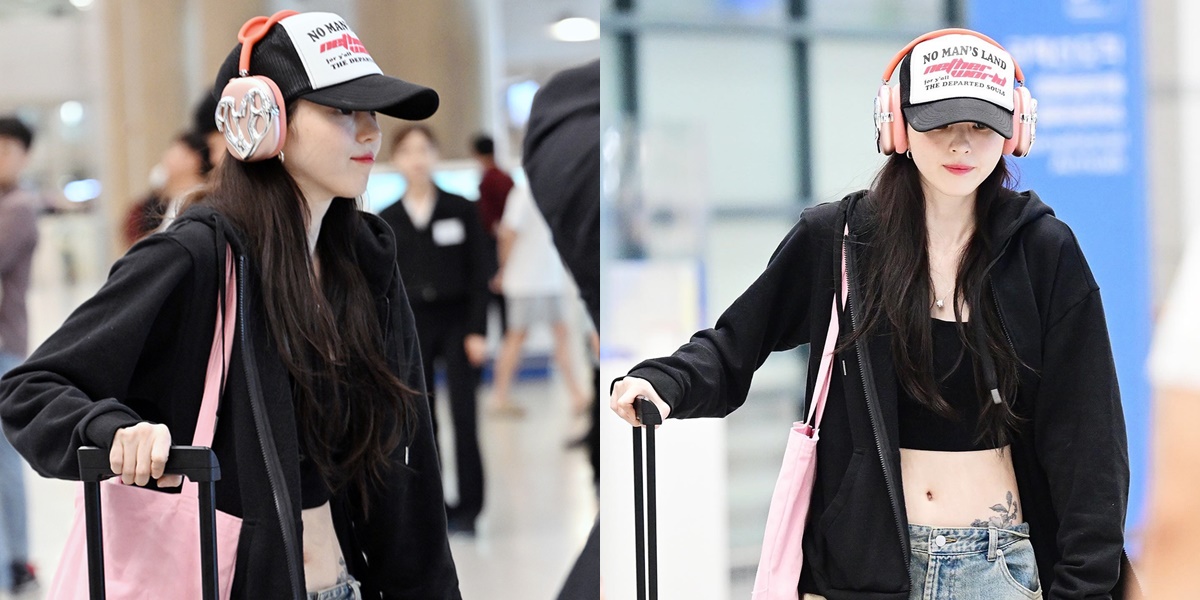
297;433;333;509
897;318;1001;451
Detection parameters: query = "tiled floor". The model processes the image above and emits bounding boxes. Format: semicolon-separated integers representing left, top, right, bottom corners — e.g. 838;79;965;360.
14;277;597;599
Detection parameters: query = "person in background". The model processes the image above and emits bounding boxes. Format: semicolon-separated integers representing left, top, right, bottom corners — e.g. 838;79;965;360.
473;134;512;338
122;131;213;245
489;183;588;417
523;60;601;600
0;116;40;597
380;124;494;536
1139;239;1200;598
192;92;226;172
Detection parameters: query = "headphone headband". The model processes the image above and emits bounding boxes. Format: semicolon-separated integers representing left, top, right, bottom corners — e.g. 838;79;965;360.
880;28;1025;85
236;10;299;77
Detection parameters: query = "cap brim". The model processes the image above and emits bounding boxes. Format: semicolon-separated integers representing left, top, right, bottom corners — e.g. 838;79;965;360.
903;97;1013;139
301;73;439;120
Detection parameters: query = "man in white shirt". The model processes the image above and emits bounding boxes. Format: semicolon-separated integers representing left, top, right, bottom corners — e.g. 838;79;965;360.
488;184;587;416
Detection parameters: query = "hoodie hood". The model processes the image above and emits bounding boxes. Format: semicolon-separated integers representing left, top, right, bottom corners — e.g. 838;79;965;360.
173;204;399;298
988;189;1055;250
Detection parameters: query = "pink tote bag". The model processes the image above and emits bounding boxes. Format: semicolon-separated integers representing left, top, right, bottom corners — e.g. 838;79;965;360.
48;248;243;600
751;228;848;600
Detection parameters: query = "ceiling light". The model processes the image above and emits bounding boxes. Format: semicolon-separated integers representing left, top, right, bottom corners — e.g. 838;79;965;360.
59;101;84;126
549;17;599;42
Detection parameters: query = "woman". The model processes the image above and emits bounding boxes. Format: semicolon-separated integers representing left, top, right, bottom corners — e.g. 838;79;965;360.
379;125;493;536
0;11;459;599
123;130;213;246
610;30;1129;599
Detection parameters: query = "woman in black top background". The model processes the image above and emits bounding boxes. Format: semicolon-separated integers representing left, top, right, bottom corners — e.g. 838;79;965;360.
379;124;494;536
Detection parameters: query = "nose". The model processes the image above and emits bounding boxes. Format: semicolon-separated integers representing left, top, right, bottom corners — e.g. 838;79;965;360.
948;123;971;154
356;111;381;146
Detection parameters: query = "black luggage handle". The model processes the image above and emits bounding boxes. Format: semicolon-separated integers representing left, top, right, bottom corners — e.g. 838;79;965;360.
77;446;223;600
632;397;661;600
78;445;222;482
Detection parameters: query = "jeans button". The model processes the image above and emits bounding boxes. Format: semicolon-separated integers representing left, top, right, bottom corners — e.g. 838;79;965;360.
935;534;946;547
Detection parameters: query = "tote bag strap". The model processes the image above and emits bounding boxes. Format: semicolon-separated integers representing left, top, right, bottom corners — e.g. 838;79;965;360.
184;244;237;499
804;225;849;430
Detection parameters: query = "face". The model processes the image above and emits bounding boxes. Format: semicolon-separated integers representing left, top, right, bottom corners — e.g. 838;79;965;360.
281;99;381;202
906;122;1004;202
161;140;202;182
0;136;29;187
205;131;226;173
390;130;437;184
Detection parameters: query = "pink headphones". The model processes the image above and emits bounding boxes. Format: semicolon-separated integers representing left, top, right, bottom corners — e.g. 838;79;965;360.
874;28;1037;157
214;10;298;162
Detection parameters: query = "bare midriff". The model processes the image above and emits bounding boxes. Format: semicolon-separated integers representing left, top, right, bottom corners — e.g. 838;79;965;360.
901;445;1024;528
302;502;349;591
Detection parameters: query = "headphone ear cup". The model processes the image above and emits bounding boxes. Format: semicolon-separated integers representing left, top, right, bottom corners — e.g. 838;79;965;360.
215;75;288;162
1011;88;1035;157
890;84;908;155
1003;87;1023;155
875;84;894;154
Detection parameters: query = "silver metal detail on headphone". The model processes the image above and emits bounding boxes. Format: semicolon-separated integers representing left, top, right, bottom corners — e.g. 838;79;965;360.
873;96;894;128
1026;98;1038;150
215;87;280;160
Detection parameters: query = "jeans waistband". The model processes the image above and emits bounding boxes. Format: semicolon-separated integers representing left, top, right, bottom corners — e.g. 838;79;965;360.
307;579;362;600
909;522;1030;560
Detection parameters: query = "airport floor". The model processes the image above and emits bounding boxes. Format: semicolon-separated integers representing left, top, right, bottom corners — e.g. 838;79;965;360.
10;276;597;599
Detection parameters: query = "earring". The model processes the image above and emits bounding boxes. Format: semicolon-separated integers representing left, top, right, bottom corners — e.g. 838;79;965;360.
905;150;912;160
279;150;286;164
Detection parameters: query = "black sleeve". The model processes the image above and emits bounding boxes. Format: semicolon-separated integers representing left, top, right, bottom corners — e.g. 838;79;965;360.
620;207;827;419
0;235;195;479
357;275;461;599
1034;234;1129;599
462;201;493;336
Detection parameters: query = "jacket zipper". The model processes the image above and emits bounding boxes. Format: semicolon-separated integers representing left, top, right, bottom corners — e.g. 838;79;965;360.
843;234;910;586
990;285;1016;354
984;237;1017;355
239;255;304;597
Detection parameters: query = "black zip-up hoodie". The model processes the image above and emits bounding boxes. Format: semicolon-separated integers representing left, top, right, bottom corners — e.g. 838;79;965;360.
0;206;461;599
619;190;1131;599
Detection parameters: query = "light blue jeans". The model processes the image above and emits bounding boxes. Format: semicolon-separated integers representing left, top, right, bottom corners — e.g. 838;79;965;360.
908;522;1042;599
307;577;362;600
0;352;30;590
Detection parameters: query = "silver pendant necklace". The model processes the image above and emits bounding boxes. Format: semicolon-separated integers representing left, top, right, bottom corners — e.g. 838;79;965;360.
933;289;950;310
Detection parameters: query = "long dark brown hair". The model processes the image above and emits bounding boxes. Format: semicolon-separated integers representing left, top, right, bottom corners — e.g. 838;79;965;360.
186;118;418;515
842;153;1024;447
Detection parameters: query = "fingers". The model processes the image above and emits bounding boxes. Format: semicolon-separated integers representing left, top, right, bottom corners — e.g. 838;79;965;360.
158;474;183;488
149;427;171;481
609;377;672;428
609;381;644;427
109;439;124;481
121;434;138;485
110;423;179;487
134;435;154;486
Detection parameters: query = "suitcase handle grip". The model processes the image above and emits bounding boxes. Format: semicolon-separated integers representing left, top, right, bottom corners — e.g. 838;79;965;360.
635;396;662;426
77;446;222;483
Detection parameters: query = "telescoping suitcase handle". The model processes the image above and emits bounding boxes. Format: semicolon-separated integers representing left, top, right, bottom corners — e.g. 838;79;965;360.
632;396;662;600
77;446;223;600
